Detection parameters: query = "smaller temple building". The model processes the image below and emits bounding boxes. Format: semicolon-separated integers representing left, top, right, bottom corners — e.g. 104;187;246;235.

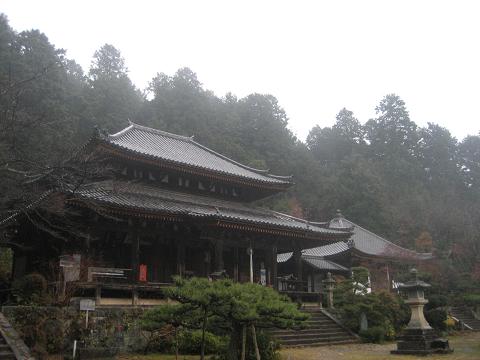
278;211;433;294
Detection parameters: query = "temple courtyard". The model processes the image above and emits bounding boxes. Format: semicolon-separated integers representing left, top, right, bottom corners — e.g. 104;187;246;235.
116;332;480;360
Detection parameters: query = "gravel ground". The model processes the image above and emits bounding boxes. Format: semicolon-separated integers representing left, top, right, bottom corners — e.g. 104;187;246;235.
280;332;480;360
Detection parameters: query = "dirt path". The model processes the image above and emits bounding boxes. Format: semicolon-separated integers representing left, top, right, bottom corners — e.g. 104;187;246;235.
280;332;480;360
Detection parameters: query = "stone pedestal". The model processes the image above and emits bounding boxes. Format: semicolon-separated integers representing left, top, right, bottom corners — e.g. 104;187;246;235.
391;268;452;355
392;328;451;355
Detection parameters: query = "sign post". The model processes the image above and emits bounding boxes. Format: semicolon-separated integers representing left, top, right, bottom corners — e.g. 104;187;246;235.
80;299;95;329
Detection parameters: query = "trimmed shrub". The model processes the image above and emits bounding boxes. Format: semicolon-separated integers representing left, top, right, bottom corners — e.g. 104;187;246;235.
359;326;385;343
463;294;480;308
12;273;51;305
177;330;227;354
425;308;447;331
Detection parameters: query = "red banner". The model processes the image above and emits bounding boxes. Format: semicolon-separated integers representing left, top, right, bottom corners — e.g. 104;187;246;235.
139;264;147;282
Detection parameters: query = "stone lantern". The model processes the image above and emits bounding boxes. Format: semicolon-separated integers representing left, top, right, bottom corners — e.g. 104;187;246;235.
322;272;335;309
391;268;452;355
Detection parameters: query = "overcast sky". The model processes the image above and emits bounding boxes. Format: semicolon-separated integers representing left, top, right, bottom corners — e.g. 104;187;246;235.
2;0;479;141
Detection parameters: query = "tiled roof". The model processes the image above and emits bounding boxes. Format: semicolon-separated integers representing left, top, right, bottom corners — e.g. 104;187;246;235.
303;217;432;261
302;256;349;272
70;180;350;239
277;253;348;272
277;215;433;262
99;123;292;186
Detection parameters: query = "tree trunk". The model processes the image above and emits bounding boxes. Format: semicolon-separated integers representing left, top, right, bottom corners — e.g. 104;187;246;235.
227;324;241;360
200;308;208;360
174;327;178;360
251;324;261;360
241;325;247;360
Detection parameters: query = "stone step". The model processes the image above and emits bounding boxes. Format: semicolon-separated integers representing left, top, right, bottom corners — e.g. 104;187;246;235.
305;319;336;324
275;332;350;341
0;350;15;360
280;336;356;346
271;326;346;334
272;309;359;347
274;329;348;337
450;308;480;330
285;339;359;348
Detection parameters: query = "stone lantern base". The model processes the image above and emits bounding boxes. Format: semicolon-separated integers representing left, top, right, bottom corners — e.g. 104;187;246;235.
391;328;453;355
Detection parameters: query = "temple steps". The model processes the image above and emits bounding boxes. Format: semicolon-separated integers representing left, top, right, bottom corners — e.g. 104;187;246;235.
0;313;34;360
0;336;15;360
271;307;359;347
450;307;480;331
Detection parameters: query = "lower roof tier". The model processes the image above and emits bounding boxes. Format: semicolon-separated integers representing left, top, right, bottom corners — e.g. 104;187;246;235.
68;180;351;242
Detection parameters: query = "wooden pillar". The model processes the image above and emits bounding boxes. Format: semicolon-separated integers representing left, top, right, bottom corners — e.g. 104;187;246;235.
95;285;102;306
132;288;139;306
271;245;278;290
214;239;224;271
293;244;302;281
176;239;185;276
233;246;239;282
131;232;140;283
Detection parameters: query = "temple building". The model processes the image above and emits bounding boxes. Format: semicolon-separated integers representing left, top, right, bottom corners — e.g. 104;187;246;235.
1;123;351;305
278;211;433;293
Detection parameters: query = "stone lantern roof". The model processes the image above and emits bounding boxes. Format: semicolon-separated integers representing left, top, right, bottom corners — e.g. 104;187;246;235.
398;268;431;290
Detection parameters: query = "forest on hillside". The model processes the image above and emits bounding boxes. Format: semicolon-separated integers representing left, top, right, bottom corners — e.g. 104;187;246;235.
1;14;479;283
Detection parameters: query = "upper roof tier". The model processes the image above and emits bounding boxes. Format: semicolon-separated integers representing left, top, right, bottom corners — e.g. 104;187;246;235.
94;123;293;189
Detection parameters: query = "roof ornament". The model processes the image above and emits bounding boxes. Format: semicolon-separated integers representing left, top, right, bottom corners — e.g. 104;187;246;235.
127;118;133;125
93;125;108;140
347;238;355;248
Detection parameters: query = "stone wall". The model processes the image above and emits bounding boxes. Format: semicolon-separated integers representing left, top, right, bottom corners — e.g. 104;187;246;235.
1;305;149;357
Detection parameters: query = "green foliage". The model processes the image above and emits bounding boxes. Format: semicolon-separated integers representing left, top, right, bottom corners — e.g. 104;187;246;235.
5;306;66;357
177;330;227;355
463;294;480;307
359;326;386;343
0;248;12;283
244;330;281;360
425;308;447;331
142;278;305;359
334;280;408;342
12;273;51;305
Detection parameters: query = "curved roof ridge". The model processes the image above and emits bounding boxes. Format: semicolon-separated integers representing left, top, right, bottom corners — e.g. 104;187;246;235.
110;122;194;142
272;211;352;234
189;138;288;178
272;211;309;223
344;218;428;255
108;123;291;181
